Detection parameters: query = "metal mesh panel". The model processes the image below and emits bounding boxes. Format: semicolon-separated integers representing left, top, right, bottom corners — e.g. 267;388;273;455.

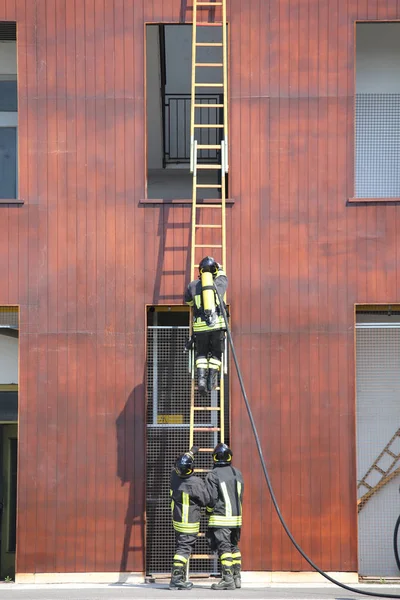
356;322;400;577
146;325;228;576
0;307;18;328
355;94;400;198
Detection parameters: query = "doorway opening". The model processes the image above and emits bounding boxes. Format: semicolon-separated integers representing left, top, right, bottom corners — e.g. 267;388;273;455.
356;305;400;577
0;307;18;580
146;24;228;200
145;305;230;576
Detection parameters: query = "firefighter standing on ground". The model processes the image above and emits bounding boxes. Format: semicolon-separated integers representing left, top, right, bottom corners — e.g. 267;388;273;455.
184;256;228;395
169;448;210;590
205;443;244;590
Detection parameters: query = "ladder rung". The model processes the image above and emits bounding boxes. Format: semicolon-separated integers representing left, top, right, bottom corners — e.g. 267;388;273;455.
197;533;206;538
199;448;215;452
195;244;223;248
196;184;222;188
194;123;224;128
195;83;224;87
194;204;223;208
197;144;221;149
196;164;222;169
195;63;224;67
194;468;212;473
194;104;224;108
359;481;373;490
193;427;221;432
196;43;223;46
386;450;399;459
191;554;215;559
374;465;386;475
196;22;223;27
197;2;223;5
194;386;221;390
195;224;222;228
194;406;221;410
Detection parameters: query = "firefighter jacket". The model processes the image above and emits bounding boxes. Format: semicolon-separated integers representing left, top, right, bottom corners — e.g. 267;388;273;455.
170;469;210;534
205;465;244;528
184;269;228;333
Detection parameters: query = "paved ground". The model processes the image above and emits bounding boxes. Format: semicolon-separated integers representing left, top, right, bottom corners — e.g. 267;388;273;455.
0;583;400;600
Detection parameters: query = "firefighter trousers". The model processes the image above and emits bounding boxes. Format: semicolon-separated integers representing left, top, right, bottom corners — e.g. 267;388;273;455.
194;330;225;369
172;532;199;566
207;527;242;569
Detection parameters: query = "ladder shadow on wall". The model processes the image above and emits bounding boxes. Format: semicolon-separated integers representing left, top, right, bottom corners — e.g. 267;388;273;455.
151;204;192;305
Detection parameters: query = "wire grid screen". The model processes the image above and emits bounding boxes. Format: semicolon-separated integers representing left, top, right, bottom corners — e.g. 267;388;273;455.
0;307;18;328
146;326;228;575
355;94;400;198
356;325;400;577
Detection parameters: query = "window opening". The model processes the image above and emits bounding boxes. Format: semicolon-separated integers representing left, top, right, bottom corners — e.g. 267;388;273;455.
0;22;17;200
355;23;400;198
146;24;228;200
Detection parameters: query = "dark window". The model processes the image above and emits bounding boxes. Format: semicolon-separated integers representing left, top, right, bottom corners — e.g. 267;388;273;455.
8;438;17;552
0;22;17;200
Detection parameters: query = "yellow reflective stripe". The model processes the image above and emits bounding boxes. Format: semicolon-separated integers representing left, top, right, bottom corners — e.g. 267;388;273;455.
237;481;242;515
208;358;221;368
232;552;241;559
196;358;208;368
221;560;233;566
173;521;200;533
186;300;194;306
182;492;189;523
206;506;214;513
221;553;231;560
221;482;232;517
193;318;225;331
195;296;201;309
171;500;175;512
174;554;188;564
209;516;242;527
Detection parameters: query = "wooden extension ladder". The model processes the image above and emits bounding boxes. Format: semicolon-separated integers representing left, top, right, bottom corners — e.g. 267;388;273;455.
358;428;400;512
187;0;228;566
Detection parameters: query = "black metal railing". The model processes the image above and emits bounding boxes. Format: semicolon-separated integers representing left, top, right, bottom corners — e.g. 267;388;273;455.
163;93;223;164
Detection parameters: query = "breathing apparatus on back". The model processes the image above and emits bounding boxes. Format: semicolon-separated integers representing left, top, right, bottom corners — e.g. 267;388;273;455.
199;256;219;327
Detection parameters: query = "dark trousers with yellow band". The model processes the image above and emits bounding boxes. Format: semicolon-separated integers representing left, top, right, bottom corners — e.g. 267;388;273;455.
172;532;198;567
195;330;225;370
207;526;241;567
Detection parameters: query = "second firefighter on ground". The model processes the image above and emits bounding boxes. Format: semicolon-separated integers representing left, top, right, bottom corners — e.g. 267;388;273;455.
169;443;244;591
184;256;228;396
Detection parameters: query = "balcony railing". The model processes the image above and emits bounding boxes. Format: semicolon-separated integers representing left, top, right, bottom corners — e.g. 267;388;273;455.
163;93;223;165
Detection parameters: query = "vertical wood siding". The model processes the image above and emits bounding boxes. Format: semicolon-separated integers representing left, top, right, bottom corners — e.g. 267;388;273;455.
0;0;399;574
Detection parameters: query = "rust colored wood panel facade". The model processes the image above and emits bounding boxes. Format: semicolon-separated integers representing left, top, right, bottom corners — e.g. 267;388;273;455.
0;0;399;576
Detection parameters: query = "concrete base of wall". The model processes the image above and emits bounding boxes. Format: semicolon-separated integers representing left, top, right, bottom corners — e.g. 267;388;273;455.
16;571;359;585
16;572;144;585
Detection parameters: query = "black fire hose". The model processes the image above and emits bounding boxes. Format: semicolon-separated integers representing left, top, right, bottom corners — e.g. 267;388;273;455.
214;284;400;598
394;515;400;572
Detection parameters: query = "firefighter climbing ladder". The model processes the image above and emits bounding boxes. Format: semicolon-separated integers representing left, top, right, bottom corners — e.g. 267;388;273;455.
357;428;400;512
189;0;228;455
188;0;228;565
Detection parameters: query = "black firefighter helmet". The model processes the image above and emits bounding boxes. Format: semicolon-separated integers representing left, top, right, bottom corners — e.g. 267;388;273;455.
212;443;233;466
174;452;195;478
199;256;217;275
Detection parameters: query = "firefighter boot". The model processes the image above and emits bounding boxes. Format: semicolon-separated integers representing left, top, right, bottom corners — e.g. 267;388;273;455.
233;564;241;589
197;368;207;396
207;368;219;392
211;565;236;591
169;566;193;590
